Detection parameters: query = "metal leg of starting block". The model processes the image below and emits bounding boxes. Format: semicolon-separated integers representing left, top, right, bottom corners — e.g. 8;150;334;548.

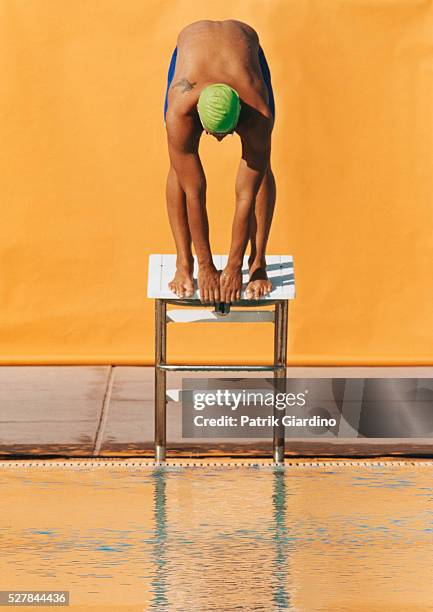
154;298;289;464
155;299;167;463
273;300;288;463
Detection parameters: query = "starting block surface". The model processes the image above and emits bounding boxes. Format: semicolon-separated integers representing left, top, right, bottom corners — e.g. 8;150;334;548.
147;254;295;300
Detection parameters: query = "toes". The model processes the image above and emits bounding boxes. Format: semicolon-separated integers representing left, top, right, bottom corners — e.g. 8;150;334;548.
168;282;175;294
184;283;194;298
245;281;272;300
169;280;189;298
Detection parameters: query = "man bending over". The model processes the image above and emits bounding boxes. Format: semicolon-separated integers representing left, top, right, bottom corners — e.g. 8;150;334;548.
164;19;276;303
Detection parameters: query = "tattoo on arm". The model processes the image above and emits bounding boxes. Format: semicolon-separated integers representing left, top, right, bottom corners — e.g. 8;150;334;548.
171;78;196;93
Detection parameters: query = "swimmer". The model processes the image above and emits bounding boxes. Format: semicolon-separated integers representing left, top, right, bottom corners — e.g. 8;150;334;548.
164;20;276;303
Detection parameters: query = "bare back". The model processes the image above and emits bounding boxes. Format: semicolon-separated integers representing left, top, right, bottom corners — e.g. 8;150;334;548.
166;20;272;122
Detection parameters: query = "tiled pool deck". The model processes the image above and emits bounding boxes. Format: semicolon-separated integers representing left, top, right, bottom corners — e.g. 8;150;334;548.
0;366;432;458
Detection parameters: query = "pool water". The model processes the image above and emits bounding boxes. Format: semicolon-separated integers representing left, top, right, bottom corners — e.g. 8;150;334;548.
1;462;433;611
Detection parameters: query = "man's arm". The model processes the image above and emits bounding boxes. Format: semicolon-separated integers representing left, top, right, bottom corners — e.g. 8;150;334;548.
220;117;272;302
166;113;212;265
166;111;220;302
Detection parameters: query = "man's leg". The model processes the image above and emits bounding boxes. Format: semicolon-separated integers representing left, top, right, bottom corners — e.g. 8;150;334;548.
166;164;195;297
246;165;276;298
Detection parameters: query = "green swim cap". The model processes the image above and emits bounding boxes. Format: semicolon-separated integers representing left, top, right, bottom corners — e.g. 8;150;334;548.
197;84;241;134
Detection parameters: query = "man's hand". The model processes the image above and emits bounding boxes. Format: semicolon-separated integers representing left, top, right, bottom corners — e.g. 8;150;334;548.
220;265;243;303
198;263;220;304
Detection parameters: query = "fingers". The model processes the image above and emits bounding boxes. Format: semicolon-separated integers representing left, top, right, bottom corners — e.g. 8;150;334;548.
220;285;232;304
219;285;226;304
208;285;219;303
219;288;240;304
219;278;227;304
200;286;219;304
219;282;241;304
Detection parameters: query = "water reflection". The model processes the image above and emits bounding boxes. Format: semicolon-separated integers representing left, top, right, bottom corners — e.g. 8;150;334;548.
0;464;433;611
151;468;168;611
149;468;293;611
272;469;291;611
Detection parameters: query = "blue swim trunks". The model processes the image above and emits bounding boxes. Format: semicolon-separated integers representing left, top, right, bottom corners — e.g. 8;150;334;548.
163;46;275;122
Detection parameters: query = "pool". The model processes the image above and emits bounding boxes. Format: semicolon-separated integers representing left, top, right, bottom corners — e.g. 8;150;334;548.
1;460;432;611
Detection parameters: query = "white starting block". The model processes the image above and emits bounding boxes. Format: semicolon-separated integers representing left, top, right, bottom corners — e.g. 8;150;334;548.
147;254;296;463
148;254;295;301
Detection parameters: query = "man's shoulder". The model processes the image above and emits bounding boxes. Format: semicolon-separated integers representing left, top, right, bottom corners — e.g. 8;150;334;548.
225;19;259;40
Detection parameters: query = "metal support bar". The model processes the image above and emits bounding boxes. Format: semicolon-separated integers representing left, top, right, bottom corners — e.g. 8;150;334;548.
155;299;167;463
166;309;274;323
157;364;285;372
273;300;289;463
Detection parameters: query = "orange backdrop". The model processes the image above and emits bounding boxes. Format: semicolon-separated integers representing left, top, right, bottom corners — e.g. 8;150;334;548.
1;0;432;365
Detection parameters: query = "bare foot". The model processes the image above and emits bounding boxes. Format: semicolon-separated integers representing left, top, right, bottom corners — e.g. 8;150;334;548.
168;264;194;298
245;263;272;300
